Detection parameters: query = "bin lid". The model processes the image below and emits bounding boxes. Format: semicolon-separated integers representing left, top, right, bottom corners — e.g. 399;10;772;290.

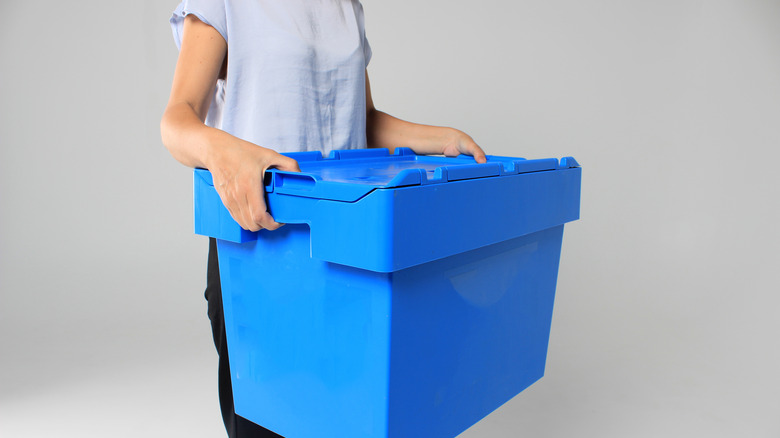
195;148;579;202
194;148;582;270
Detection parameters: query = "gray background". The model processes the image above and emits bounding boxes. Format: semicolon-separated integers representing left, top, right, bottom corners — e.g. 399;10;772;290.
1;0;778;436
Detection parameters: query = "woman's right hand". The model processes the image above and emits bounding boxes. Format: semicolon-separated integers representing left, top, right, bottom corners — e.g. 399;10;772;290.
207;137;301;231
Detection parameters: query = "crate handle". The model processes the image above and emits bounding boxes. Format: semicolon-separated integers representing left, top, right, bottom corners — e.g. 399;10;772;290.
275;172;317;192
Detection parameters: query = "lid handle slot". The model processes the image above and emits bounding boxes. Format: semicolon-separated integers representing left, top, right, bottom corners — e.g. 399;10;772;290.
275;172;318;192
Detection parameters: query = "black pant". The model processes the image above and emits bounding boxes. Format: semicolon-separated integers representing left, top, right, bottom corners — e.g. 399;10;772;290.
206;238;284;438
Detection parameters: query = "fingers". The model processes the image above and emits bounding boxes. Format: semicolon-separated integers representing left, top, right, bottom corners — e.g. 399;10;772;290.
229;154;299;231
244;184;284;231
209;142;299;232
217;174;282;232
460;135;488;164
271;155;301;173
471;145;487;164
239;155;299;231
443;129;488;163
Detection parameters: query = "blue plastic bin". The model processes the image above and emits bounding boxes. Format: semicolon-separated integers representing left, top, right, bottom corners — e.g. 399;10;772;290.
194;148;581;438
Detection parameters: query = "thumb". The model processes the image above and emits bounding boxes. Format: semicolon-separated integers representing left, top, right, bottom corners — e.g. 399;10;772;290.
272;155;301;173
464;139;487;164
473;149;487;164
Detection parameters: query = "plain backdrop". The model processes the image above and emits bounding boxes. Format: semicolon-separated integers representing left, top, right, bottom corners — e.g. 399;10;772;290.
1;0;779;437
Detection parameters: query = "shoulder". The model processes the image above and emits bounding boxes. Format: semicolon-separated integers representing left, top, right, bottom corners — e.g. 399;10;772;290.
170;0;229;46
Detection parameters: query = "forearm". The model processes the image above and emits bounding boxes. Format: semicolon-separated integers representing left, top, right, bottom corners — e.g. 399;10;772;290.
366;108;455;155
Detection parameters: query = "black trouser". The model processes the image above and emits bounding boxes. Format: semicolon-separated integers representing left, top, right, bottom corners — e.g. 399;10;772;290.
206;238;283;438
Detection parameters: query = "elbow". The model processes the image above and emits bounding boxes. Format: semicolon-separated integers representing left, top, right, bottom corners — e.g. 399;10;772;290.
159;110;176;153
160;112;171;149
159;102;211;168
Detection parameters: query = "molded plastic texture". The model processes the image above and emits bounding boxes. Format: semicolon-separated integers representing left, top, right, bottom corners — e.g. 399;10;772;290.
193;148;582;438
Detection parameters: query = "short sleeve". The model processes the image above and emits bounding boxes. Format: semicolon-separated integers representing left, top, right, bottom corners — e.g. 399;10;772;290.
170;0;228;49
355;1;372;67
363;31;372;67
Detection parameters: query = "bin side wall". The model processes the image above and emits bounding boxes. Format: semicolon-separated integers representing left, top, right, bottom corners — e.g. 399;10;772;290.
387;225;565;438
217;225;393;438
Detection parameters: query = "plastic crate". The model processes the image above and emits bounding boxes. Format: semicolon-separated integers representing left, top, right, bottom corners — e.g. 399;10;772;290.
194;148;581;438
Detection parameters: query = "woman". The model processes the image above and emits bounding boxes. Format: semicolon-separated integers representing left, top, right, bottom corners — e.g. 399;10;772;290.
161;1;485;436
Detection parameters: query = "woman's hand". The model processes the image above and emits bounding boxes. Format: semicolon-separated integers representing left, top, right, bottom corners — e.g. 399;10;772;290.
364;72;488;163
207;137;301;232
440;128;487;163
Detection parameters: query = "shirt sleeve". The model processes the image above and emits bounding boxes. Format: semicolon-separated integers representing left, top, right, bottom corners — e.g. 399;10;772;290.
363;30;373;67
355;1;372;67
170;0;228;49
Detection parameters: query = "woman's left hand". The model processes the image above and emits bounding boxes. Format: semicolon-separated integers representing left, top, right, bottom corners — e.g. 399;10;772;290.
440;128;487;163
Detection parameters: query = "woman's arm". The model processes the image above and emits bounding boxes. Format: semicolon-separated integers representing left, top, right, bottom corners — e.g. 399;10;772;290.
160;15;299;232
364;72;486;163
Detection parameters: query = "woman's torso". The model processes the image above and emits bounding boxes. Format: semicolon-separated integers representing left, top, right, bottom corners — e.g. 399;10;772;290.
172;0;372;154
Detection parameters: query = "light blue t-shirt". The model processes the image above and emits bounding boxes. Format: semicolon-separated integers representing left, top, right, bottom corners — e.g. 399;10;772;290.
171;0;372;155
